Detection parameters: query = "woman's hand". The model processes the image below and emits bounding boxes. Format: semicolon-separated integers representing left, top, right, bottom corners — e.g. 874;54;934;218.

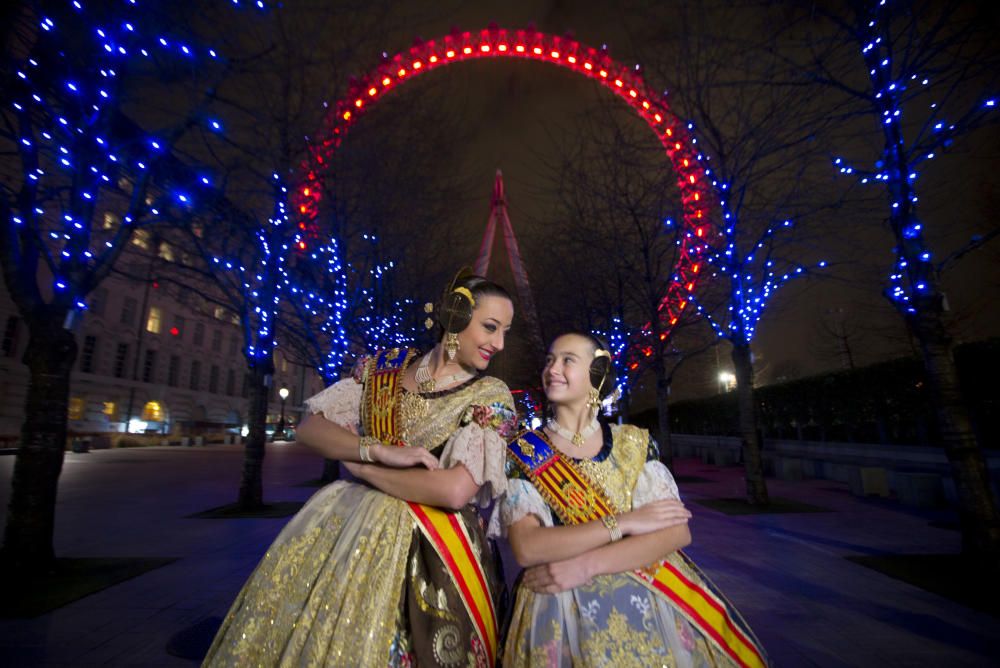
619;500;691;536
370;444;439;470
522;557;592;594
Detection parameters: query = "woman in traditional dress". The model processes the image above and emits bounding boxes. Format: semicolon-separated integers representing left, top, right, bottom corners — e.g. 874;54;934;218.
493;332;768;668
204;272;518;667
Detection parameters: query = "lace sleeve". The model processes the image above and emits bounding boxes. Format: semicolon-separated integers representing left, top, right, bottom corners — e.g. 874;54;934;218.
633;460;682;506
438;386;518;507
302;378;363;434
486;478;554;539
438;422;508;507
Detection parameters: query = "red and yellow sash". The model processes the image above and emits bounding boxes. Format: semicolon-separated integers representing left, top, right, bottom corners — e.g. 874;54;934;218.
362;348;497;665
508;429;768;668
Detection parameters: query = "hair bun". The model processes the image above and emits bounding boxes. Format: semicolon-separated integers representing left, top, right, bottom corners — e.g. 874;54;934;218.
590;344;615;399
437;267;476;334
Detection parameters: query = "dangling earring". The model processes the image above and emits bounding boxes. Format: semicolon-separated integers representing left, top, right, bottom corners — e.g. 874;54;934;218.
587;387;601;413
445;332;460;361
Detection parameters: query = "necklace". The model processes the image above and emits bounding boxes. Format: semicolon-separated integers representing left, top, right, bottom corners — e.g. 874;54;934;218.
414;353;474;393
546;417;600;448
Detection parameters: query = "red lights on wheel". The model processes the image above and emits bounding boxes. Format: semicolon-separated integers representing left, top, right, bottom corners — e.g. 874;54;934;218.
299;27;717;351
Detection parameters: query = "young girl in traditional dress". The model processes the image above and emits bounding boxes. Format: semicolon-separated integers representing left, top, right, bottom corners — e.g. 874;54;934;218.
493;332;768;667
204;273;517;667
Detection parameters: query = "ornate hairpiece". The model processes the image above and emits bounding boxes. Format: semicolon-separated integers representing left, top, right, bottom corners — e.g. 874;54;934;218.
452;286;476;306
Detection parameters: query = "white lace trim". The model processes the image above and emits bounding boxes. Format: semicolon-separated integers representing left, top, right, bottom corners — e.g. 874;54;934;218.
301;378;362;434
487;478;554;539
439;422;508;507
633;460;681;506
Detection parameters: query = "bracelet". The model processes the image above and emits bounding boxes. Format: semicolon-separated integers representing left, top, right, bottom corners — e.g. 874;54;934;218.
601;514;623;543
358;436;379;463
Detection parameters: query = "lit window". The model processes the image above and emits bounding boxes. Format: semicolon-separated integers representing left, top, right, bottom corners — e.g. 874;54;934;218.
68;397;85;420
158;242;175;261
131;229;151;250
103;401;117;420
141;401;164;421
146;306;162;334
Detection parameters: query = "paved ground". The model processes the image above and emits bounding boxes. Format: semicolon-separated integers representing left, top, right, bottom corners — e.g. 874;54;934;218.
0;442;997;667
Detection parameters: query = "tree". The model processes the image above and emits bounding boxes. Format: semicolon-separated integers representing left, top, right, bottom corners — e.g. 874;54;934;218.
0;0;261;567
536;98;715;468
626;0;841;504
801;0;1000;558
153;3;474;504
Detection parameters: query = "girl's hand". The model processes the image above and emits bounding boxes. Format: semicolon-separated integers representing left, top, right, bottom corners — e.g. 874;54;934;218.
343;461;366;478
619;500;691;536
522;558;592;594
371;444;439;469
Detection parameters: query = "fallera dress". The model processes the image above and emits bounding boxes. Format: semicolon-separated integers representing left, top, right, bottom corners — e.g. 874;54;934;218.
203;348;517;667
492;422;768;668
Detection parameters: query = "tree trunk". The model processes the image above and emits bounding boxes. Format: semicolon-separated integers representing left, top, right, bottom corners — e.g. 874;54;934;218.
912;310;1000;561
2;317;78;570
238;364;271;509
654;366;673;471
732;341;769;505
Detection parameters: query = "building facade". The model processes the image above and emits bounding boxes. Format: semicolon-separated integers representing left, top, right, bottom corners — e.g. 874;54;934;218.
0;250;328;441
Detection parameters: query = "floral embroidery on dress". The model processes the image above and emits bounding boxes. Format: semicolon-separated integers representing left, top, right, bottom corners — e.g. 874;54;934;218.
580;600;602;623
676;616;697;654
468;635;489;668
461;402;518;438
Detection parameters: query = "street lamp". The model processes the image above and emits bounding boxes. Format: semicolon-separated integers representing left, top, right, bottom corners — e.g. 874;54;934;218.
718;372;736;393
277;387;289;440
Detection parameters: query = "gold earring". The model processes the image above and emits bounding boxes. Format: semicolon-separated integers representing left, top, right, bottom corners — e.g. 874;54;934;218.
445;332;460;361
588;387;601;413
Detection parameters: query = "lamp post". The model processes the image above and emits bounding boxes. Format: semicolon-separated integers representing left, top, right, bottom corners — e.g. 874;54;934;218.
718;372;736;394
277;387;289;440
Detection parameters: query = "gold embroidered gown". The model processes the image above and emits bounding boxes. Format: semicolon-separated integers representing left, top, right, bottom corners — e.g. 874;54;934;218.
492;423;736;668
203;357;516;667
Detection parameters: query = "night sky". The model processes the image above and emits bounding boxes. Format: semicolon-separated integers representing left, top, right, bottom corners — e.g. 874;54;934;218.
262;0;1000;402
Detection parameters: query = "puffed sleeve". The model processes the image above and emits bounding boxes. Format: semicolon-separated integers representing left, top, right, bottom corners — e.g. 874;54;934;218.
487;477;554;539
437;380;518;507
301;356;368;434
632;460;682;506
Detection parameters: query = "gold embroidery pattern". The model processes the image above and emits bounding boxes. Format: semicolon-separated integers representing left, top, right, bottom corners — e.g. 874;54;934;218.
397;378;514;452
413;550;459;622
203;485;414;667
577;424;647;511
503;426;734;668
578;609;675;667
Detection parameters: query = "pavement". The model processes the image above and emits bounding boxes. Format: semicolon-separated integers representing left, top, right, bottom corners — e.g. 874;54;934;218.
0;442;997;667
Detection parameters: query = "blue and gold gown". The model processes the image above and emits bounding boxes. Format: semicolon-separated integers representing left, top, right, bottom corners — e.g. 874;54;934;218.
492;423;761;668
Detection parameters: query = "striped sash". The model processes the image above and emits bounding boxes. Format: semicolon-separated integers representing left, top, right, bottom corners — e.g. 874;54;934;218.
507;429;768;668
362;348;498;665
